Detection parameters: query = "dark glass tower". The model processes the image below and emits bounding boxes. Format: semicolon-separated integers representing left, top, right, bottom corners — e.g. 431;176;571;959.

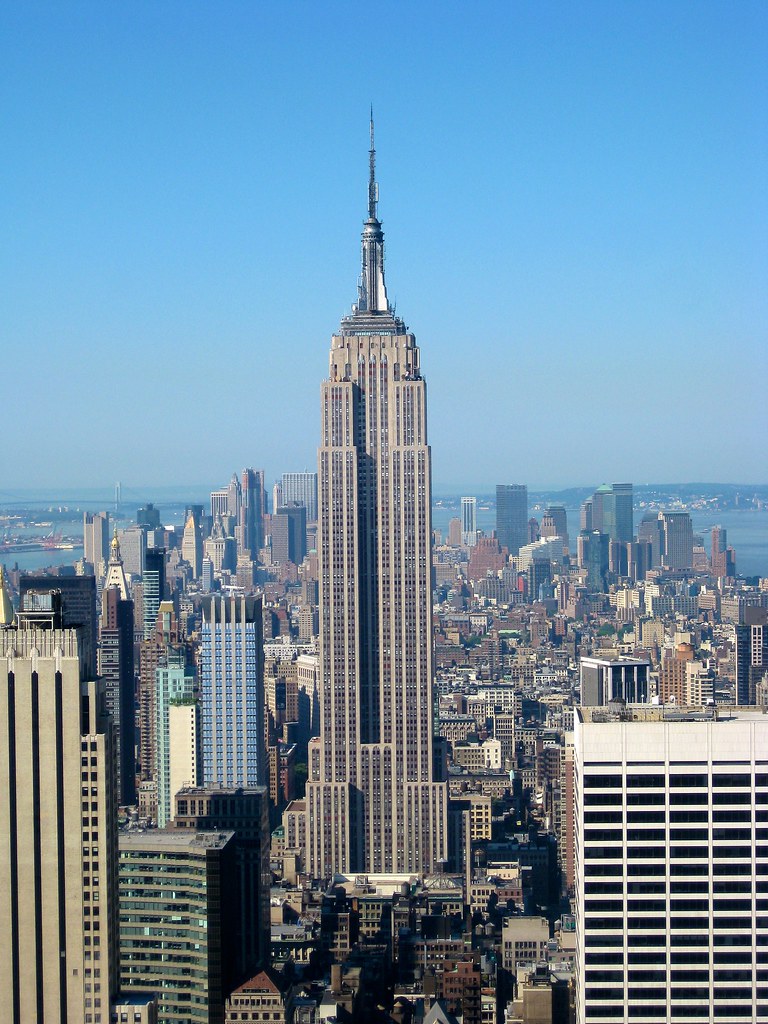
19;574;98;678
496;484;528;555
142;547;166;640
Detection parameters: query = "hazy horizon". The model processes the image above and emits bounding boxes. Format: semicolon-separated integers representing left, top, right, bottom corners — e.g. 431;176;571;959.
2;480;767;507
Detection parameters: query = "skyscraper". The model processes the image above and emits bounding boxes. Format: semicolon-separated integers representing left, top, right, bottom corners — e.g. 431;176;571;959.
580;498;593;533
281;471;318;523
83;510;110;574
271;481;282;516
205;515;237;573
101;582;136;806
579;655;650;705
575;705;767;1024
200;595;266;789
577;530;609;591
461;495;478;547
607;482;633;543
239;467;265;560
735;606;768;706
182;509;204;578
638;511;664;567
155;648;196;827
117;524;146;577
173;785;271;979
272;502;307;565
711;524;736;578
227;472;242;519
19;572;98;679
118;830;237;1022
210;487;230;519
540;503;569;550
659;510;694;570
305;118;447;877
103;528;130;597
585;482;633;543
142;547;166;640
496;484;528;556
0;598;118;1023
136;502;161;530
137;600;185;823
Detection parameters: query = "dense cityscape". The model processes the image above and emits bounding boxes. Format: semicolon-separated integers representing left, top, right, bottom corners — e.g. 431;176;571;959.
1;100;767;1024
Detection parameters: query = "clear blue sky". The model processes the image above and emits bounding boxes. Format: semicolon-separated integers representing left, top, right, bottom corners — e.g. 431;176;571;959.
3;1;766;491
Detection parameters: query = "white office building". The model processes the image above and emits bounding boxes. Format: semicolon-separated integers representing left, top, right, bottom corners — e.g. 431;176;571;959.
281;472;318;523
461;495;478;548
575;705;768;1024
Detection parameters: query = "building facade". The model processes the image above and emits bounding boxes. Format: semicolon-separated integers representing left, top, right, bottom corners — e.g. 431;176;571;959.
735;607;768;706
305;120;447;877
118;830;236;1024
0;623;118;1024
83;510;110;575
137;600;184;822
155;648;196;827
141;548;165;640
461;496;478;548
173;785;271;978
281;471;318;523
100;584;136;806
200;595;266;789
540;503;569;550
272;503;307;565
182;510;204;578
239;467;265;560
579;656;650;705
496;484;528;556
659;510;694;570
19;573;98;679
575;705;768;1024
167;701;200;819
117;526;146;578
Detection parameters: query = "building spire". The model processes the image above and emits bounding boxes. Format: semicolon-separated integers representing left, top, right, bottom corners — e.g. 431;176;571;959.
104;527;130;600
368;106;378;220
355;108;389;315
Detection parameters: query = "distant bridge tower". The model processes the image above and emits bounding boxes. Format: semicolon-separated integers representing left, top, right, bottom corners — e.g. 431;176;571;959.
115;481;121;514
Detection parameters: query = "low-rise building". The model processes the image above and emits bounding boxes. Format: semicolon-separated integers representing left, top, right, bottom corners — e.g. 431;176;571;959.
225;970;292;1024
501;917;550;972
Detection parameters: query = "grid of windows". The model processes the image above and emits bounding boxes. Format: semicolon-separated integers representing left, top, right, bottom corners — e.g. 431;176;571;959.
575;712;767;1024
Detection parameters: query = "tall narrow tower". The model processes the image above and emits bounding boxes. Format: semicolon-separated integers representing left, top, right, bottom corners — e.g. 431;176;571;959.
0;590;119;1024
306;117;447;878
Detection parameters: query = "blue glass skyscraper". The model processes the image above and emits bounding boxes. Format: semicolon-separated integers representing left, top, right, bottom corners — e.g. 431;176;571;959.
200;595;265;788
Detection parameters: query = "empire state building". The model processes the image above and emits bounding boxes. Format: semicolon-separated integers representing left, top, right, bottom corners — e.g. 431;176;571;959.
305;120;447;877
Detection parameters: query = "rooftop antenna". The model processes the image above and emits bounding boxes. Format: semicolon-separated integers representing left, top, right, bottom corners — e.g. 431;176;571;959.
368;105;378;220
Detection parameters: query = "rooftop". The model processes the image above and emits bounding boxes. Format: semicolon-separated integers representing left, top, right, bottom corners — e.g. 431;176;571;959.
175;784;267;798
577;704;768;725
230;969;282;996
118;828;235;851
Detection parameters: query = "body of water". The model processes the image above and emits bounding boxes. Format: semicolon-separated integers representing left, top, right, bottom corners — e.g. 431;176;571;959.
4;500;767;578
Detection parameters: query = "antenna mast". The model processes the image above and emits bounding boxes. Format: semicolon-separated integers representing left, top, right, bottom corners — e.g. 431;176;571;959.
368;106;378;219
